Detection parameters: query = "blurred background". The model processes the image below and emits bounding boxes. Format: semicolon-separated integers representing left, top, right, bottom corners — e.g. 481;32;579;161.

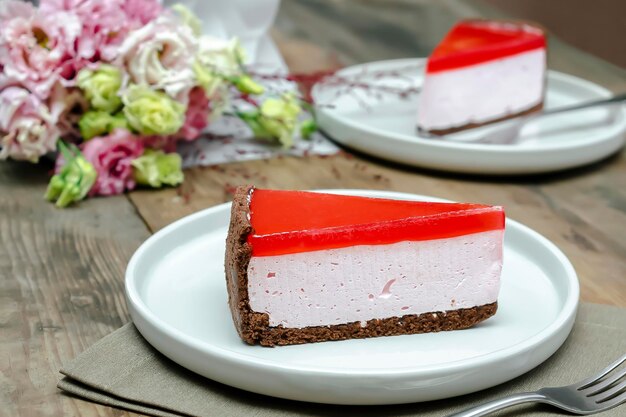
485;0;625;69
25;0;626;70
273;0;626;71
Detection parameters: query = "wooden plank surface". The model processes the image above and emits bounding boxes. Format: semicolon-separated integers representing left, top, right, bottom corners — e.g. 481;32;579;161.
0;160;148;416
2;1;625;416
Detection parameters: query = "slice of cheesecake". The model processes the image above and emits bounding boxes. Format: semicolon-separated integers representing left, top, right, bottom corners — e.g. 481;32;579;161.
417;19;547;135
225;186;505;346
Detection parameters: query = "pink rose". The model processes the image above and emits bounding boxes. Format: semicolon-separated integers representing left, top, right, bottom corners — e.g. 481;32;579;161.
0;3;82;98
177;87;210;141
0;87;61;162
81;129;144;196
118;14;197;100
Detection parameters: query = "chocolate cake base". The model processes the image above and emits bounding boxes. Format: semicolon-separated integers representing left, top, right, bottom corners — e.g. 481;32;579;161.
251;303;497;347
225;185;498;347
419;101;544;136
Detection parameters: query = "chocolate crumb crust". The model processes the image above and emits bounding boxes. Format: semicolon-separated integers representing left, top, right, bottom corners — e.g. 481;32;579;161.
225;185;268;344
225;185;498;347
421;102;544;136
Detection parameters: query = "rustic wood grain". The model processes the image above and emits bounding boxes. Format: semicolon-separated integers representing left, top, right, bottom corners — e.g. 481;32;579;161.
0;161;148;416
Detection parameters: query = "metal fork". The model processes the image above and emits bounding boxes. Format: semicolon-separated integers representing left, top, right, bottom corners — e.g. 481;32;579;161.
421;93;626;145
447;353;626;416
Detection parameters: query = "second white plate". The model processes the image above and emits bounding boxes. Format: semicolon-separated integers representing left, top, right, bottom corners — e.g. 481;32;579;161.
313;59;626;175
126;190;579;405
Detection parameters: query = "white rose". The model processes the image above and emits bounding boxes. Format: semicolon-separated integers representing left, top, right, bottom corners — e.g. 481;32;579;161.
118;15;198;100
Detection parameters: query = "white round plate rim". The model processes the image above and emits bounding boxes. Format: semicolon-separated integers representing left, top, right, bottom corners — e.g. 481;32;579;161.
311;58;626;174
126;189;579;379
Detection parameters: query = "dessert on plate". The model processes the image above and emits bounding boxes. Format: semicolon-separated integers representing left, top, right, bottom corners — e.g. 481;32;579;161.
417;19;547;135
225;186;505;346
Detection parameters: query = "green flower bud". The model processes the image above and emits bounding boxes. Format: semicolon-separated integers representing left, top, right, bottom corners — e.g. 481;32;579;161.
79;111;111;140
241;94;303;148
77;65;123;113
64;157;98;201
122;86;186;136
45;143;97;208
56;183;82;208
262;96;301;118
131;149;184;188
109;112;130;132
238;112;265;137
300;119;317;139
234;75;265;95
78;111;129;140
45;174;66;201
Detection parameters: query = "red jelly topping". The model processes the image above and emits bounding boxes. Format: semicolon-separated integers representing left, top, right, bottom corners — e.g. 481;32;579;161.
427;19;546;73
248;189;504;257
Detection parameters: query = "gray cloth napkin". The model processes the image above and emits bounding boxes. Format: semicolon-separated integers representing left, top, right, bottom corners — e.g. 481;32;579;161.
58;302;626;417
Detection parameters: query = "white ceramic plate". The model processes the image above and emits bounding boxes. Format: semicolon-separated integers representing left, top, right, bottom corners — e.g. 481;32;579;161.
312;59;626;175
126;190;579;405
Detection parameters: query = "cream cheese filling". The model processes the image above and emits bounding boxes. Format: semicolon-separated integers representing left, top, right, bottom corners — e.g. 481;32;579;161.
417;49;546;131
248;230;503;328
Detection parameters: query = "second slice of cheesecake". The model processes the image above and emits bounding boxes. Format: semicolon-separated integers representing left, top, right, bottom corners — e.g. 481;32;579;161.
417;19;547;135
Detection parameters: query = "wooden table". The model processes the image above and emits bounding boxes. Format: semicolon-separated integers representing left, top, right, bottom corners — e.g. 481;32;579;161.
2;1;625;416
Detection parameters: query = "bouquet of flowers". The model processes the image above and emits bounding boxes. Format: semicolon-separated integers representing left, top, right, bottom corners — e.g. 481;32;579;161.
0;0;314;207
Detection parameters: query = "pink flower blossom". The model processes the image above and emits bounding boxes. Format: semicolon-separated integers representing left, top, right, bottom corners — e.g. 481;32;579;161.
39;0;131;63
81;129;144;196
39;0;162;63
0;73;17;90
123;0;163;26
0;3;82;98
0;0;33;25
40;0;162;31
118;14;198;100
177;87;210;141
0;86;62;162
